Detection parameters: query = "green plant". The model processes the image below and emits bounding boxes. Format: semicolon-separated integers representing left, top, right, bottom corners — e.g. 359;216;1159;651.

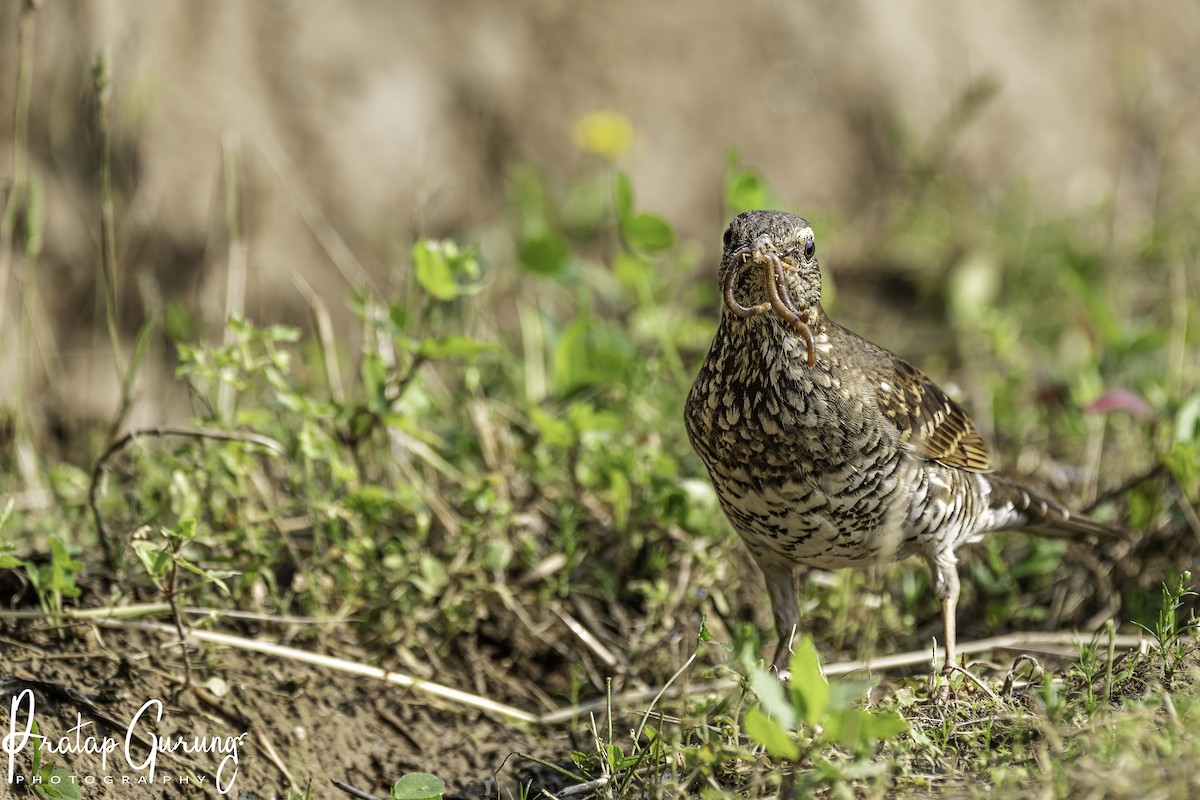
1137;571;1199;684
25;720;81;800
130;516;236;685
742;636;907;792
390;772;445;800
20;534;83;617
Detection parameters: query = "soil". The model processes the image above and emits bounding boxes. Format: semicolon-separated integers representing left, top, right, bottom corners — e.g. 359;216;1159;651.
0;615;575;800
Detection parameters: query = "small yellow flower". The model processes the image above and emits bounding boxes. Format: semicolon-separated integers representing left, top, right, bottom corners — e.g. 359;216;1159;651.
572;111;633;159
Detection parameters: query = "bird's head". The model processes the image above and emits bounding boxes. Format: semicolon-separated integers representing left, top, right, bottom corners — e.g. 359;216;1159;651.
718;210;822;317
716;210;823;364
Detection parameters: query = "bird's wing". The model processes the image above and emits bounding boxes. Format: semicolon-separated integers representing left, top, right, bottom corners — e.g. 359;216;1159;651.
870;356;993;473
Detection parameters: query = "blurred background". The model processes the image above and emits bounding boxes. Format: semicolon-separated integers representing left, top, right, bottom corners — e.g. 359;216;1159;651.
0;0;1197;495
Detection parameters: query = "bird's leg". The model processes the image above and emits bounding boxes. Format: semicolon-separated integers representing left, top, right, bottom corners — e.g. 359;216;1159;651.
926;550;961;673
762;254;816;368
761;560;803;674
941;594;958;671
723;254;771;318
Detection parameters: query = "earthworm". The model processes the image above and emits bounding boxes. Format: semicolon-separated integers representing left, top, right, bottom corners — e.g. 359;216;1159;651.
721;251;817;368
722;254;771;318
763;253;816;368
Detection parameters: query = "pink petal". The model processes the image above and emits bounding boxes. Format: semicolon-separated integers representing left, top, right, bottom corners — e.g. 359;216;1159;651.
1083;388;1156;420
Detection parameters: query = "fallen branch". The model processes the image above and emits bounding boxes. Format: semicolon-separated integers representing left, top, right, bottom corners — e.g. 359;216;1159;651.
77;616;1153;728
330;777;382;800
0;604;338;625
93;618;540;724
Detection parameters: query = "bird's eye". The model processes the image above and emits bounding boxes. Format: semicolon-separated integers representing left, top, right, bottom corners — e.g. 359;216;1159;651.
722;226;734;249
803;237;816;260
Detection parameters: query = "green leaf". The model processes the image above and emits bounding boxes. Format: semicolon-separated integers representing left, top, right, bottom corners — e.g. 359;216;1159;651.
519;231;569;276
0;496;13;533
824;708;907;749
614;172;634;220
529;407;575;449
0;555;20;569
36;766;83;800
608;469;631;529
30;719;42;774
863;710;908;742
724;150;779;213
46;536;83;599
132;540;172;580
388;302;409;332
744;706;800;760
725;170;772;213
1010;539;1066;579
412;240;467;300
412;240;456;299
622;212;674;253
169;517;198;542
1164;440;1200;503
550;317;637;396
748;663;796;730
176;561;237;595
483;540;512;572
415;335;496;359
787;636;830;727
391;772;445;800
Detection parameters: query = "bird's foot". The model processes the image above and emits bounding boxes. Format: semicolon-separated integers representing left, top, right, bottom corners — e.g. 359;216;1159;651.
999;654;1045;698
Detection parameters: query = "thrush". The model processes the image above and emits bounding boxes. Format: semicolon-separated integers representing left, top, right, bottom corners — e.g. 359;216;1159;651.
684;209;1120;672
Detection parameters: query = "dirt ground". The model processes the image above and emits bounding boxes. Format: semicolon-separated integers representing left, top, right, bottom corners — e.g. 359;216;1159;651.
0;611;577;799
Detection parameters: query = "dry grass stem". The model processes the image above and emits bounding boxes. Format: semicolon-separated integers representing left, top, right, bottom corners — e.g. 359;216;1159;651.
96;618;541;724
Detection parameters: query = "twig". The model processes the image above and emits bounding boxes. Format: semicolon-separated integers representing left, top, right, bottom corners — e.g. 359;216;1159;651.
330;778;382;800
539;630;1155;725
946;664;1001;702
93;618;540;724
1001;654;1045;696
0;604;339;624
164;538;193;689
556;776;611;797
552;603;622;672
820;630;1151;675
514;552;567;586
55;617;1159;731
88;426;285;560
290;272;344;403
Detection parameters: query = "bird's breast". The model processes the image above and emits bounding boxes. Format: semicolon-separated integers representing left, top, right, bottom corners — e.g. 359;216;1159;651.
685;325;922;564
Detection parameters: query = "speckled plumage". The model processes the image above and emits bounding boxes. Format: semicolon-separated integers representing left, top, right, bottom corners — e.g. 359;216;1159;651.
684;210;1119;671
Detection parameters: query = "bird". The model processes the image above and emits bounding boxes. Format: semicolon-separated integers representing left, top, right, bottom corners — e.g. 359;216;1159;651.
683;209;1120;672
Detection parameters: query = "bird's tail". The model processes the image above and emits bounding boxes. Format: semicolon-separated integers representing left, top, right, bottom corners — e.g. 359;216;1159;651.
984;474;1125;541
